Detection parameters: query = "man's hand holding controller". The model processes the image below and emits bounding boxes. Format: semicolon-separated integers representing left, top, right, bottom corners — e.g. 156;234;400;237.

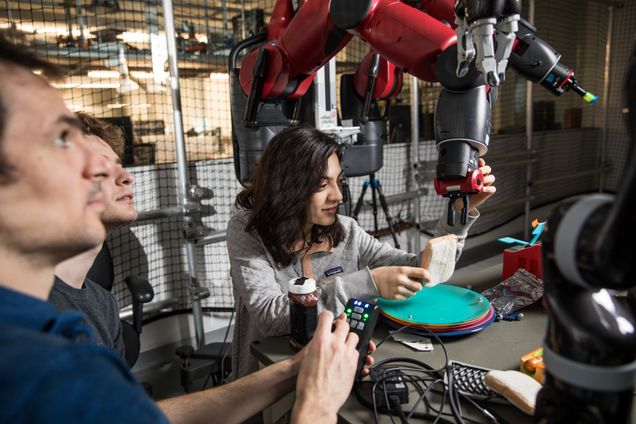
291;311;376;423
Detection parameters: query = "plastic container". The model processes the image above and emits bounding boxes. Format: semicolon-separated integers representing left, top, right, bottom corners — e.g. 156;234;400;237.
288;277;318;352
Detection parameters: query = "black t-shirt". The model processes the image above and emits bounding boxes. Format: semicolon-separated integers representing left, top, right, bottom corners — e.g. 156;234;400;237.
48;276;125;359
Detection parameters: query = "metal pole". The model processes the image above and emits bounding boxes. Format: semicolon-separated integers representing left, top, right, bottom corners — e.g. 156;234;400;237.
5;0;15;34
4;0;10;21
599;4;614;193
63;2;73;44
222;0;229;31
205;0;212;41
240;0;246;39
163;0;207;348
134;205;190;223
523;0;535;241
74;0;86;47
410;75;421;253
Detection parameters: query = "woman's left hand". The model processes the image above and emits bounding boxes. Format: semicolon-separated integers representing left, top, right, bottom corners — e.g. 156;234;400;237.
467;158;496;214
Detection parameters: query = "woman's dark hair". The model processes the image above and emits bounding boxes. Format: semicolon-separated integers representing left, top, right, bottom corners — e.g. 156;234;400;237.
236;125;346;266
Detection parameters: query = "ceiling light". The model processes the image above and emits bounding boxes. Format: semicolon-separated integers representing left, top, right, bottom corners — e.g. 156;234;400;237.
52;82;121;89
131;71;168;80
210;73;229;80
1;22;98;38
87;70;120;79
106;103;131;109
118;31;151;44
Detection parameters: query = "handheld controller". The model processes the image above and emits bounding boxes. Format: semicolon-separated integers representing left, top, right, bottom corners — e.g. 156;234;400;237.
344;298;379;380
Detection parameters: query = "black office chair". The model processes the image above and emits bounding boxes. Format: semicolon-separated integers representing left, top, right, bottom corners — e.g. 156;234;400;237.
175;338;232;393
89;240;232;392
87;242;154;368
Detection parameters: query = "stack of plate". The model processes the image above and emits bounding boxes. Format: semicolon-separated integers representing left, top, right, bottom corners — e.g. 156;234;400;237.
378;284;495;337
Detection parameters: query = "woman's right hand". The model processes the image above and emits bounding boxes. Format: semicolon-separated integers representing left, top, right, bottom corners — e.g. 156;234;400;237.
370;266;431;300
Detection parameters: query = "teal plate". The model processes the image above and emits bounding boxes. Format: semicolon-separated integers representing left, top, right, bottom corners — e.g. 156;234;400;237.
378;284;491;325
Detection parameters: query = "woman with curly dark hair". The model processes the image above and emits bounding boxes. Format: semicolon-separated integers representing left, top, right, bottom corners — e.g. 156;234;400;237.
227;125;496;378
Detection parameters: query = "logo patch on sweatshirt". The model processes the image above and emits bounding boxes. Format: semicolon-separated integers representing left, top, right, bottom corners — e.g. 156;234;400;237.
324;266;344;277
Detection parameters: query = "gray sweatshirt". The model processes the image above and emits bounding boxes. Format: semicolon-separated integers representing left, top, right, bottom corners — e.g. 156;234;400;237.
226;210;476;378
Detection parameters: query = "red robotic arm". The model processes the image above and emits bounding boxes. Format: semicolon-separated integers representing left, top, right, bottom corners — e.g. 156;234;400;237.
238;0;456;101
230;0;595;225
352;50;402;105
229;0;461;190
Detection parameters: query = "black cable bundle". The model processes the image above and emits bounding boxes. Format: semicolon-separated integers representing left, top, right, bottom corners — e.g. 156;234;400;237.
354;325;507;424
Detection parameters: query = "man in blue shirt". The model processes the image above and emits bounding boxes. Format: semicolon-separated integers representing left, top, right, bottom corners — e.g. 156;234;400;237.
0;35;370;423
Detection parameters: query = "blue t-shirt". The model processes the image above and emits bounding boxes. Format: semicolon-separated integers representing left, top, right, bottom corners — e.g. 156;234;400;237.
0;286;168;423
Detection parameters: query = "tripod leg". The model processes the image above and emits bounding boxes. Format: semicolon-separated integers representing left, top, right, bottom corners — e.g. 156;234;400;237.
375;178;400;249
352;179;370;221
370;174;379;233
340;178;352;216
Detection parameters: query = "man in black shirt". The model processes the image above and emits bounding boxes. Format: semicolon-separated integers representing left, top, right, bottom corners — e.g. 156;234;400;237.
49;113;134;358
